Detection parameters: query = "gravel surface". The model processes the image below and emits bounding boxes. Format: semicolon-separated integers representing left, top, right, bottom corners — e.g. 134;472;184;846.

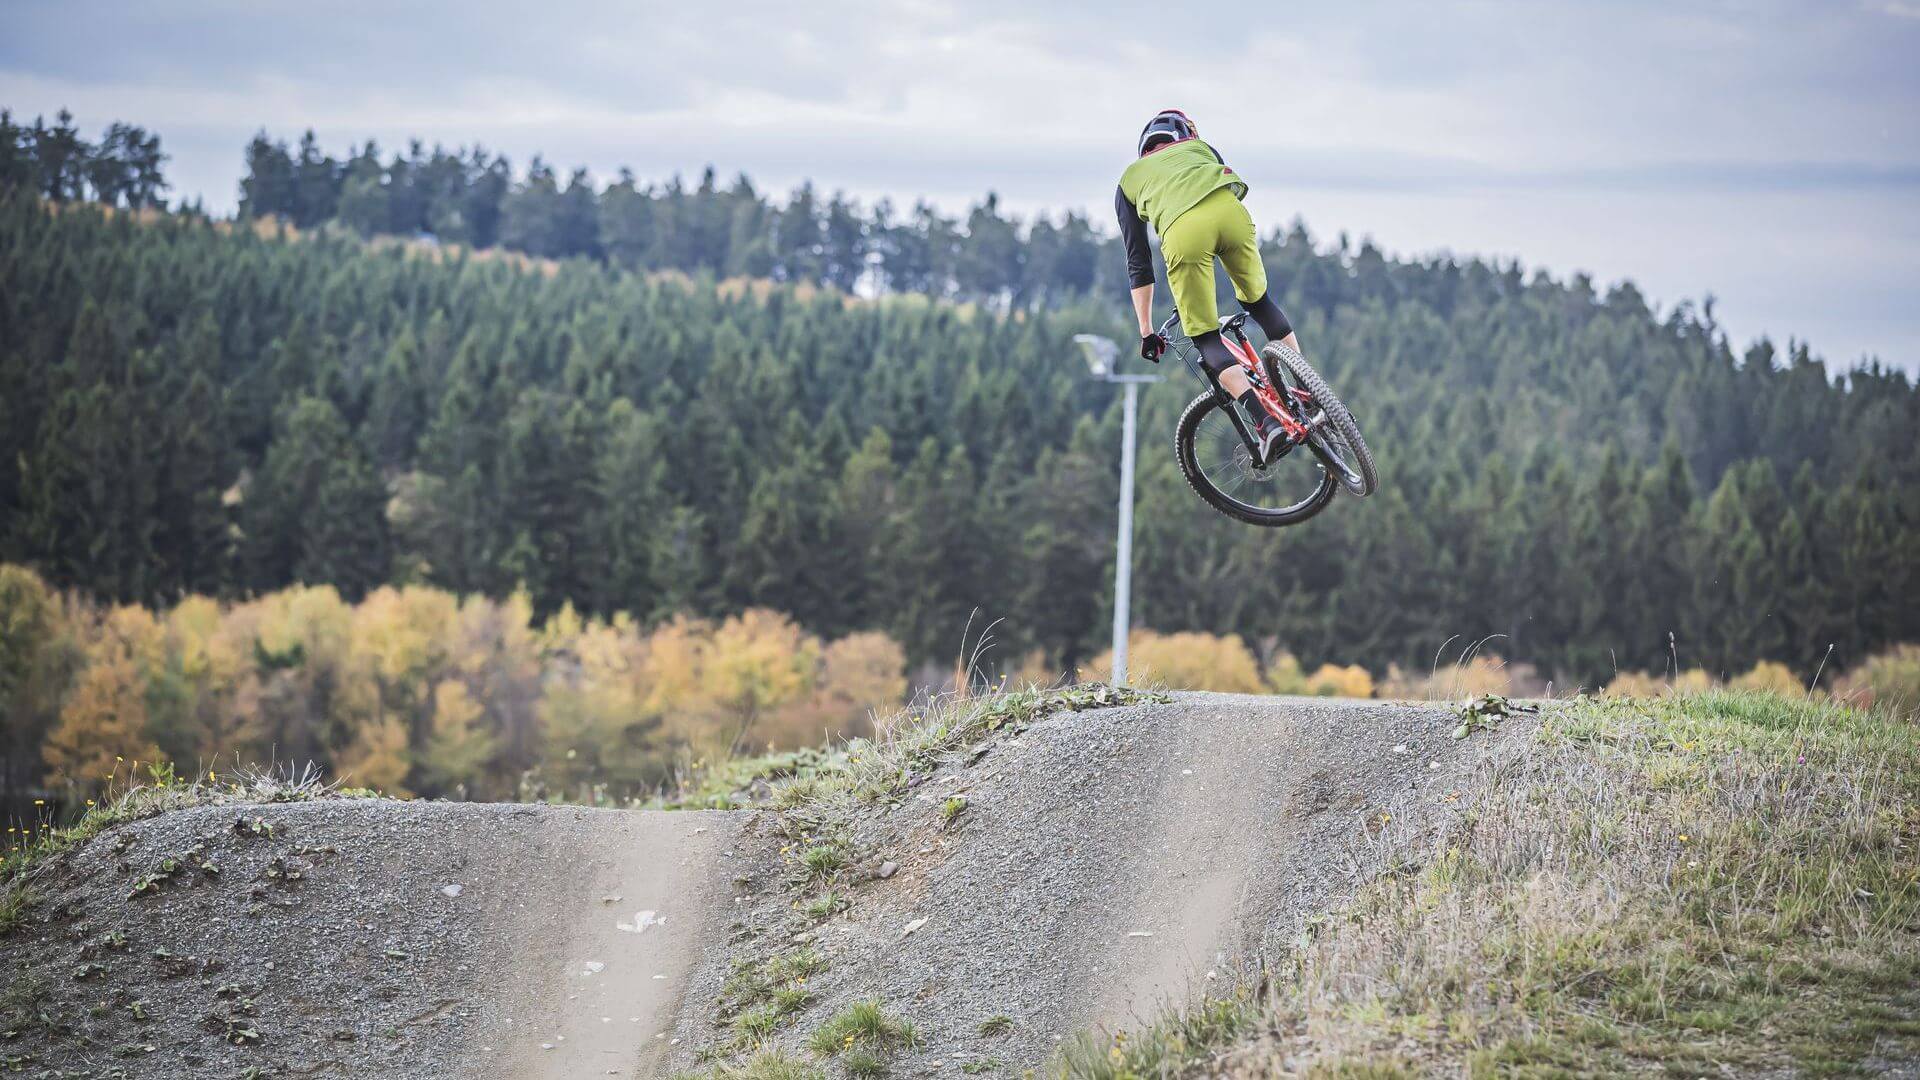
0;692;1531;1078
0;798;752;1079
664;692;1534;1075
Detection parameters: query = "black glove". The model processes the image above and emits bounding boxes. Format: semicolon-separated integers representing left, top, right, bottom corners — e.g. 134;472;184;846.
1140;332;1167;363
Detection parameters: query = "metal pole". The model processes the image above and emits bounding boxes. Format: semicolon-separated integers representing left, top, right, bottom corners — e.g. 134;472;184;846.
1112;380;1139;686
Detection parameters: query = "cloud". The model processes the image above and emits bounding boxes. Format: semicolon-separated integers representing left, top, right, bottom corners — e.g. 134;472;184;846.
2;0;1915;370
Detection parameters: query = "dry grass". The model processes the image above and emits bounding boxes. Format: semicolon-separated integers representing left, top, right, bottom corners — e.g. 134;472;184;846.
1061;691;1920;1077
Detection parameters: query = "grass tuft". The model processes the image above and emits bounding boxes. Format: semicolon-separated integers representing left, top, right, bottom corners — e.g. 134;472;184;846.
807;999;917;1057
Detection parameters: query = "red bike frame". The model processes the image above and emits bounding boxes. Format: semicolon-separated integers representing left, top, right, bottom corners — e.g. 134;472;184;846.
1221;328;1315;441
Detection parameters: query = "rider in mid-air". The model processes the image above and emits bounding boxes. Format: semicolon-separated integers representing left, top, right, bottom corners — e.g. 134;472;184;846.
1117;109;1300;459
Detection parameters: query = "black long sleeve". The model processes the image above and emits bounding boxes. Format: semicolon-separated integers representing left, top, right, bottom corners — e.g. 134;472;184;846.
1115;185;1154;289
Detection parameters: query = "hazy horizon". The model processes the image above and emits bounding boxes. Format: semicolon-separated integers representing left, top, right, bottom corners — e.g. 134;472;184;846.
6;0;1916;373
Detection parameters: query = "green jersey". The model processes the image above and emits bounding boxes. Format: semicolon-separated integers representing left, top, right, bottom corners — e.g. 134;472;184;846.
1117;138;1247;237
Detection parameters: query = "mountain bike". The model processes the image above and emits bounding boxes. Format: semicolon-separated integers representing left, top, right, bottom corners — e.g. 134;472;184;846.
1161;311;1377;527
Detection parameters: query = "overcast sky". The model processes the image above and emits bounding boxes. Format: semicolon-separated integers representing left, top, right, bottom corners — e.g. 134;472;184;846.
5;0;1917;372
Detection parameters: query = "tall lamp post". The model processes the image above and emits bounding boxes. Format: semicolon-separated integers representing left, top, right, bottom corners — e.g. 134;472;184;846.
1072;334;1164;686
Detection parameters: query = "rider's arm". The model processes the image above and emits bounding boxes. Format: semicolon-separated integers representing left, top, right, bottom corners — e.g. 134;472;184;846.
1130;284;1155;338
1115;186;1156;335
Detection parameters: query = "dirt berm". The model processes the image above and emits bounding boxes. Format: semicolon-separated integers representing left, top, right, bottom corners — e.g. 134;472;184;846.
0;692;1530;1078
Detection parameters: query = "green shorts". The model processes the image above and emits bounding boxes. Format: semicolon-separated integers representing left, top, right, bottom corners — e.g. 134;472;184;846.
1160;186;1268;339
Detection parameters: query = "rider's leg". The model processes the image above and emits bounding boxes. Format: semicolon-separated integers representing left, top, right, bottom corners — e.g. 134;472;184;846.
1167;193;1278;444
1195;330;1276;435
1214;196;1302;352
1240;291;1299;352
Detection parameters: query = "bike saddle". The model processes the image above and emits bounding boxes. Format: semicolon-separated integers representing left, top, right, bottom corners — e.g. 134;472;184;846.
1217;312;1251;334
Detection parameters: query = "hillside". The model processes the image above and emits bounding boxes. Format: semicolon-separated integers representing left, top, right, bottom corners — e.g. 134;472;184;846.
2;179;1916;697
3;688;1914;1077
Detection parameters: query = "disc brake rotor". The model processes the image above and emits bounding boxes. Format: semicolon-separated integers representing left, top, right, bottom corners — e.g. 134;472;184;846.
1229;442;1278;485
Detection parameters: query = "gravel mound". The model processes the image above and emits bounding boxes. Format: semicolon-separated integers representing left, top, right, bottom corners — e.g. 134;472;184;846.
661;692;1532;1075
0;799;751;1079
0;693;1531;1078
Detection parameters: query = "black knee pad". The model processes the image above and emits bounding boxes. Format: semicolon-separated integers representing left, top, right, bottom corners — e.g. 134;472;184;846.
1192;330;1239;379
1241;292;1293;341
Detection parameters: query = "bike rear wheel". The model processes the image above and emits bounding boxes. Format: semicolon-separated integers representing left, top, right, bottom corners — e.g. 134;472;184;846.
1262;344;1377;497
1175;391;1338;527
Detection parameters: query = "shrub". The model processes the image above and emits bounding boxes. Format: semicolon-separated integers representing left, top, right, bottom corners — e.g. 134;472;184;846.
1265;651;1308;695
1304;663;1374;698
1729;660;1801;697
1382;654;1538;700
1087;631;1264;693
1602;671;1663;699
1834;643;1920;717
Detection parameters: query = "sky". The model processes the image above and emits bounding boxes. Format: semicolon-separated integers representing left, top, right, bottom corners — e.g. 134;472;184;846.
4;0;1917;373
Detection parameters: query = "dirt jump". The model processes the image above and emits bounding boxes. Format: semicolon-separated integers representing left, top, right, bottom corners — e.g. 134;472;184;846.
0;692;1527;1078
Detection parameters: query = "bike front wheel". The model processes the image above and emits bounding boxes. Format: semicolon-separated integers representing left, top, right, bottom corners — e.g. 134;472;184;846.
1175;391;1338;527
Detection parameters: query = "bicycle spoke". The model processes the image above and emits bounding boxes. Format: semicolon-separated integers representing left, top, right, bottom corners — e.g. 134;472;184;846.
1191;405;1323;514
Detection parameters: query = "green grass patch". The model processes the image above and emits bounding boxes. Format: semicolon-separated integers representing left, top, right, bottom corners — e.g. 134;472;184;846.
806;999;917;1057
977;1014;1013;1037
802;891;846;921
1054;994;1256;1079
0;878;33;936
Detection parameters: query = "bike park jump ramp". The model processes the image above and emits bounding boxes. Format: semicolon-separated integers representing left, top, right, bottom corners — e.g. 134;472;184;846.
0;693;1523;1078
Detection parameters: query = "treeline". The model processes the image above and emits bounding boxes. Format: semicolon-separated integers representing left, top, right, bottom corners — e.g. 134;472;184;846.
2;118;1917;699
0;109;168;210
235;129;1116;305
0;563;905;810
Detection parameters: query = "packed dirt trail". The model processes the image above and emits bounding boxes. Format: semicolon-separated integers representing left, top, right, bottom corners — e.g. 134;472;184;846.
0;692;1522;1079
486;810;753;1079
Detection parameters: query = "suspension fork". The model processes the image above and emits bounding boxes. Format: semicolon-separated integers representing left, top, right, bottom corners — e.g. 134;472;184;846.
1180;343;1262;453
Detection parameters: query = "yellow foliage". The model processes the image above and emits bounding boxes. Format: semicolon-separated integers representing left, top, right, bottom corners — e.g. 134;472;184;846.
4;563;909;803
1382;654;1530;701
820;633;908;717
705;610;821;752
639;614;712;722
1001;648;1063;691
43;606;166;787
1834;643;1920;715
1305;663;1375;699
1671;669;1717;694
764;631;909;746
537;612;660;793
351;585;456;685
1602;671;1664;699
1265;651;1309;695
1730;661;1802;697
1604;669;1721;698
1;564;78;771
1087;630;1264;693
335;715;411;795
420;678;496;795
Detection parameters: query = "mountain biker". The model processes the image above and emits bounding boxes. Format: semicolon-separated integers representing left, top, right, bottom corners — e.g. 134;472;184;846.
1117;109;1300;459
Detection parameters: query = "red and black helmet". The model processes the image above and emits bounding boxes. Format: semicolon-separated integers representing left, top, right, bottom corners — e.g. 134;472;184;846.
1136;109;1195;156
